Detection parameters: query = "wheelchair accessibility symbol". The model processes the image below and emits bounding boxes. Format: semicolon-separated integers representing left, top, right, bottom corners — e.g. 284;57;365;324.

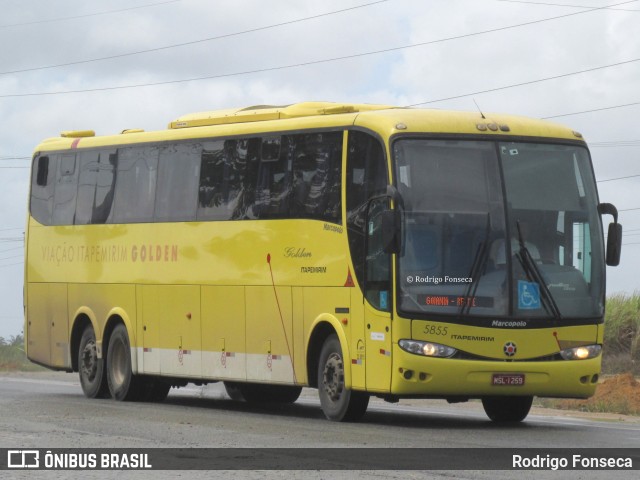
518;280;541;310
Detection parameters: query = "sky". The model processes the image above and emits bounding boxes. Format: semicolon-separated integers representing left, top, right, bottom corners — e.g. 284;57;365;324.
0;0;638;338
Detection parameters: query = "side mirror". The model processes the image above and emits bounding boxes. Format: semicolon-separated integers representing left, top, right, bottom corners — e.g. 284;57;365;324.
598;203;622;267
381;209;400;254
606;222;622;266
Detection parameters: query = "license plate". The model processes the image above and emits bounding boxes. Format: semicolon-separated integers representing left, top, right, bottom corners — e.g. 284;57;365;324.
492;373;525;386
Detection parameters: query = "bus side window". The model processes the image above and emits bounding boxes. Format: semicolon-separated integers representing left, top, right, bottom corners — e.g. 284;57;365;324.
75;151;101;225
290;132;342;223
156;143;200;222
92;152;118;224
112;146;159;223
231;138;261;220
52;154;79;225
30;154;58;225
256;135;291;219
198;140;235;221
198;138;262;221
74;150;118;225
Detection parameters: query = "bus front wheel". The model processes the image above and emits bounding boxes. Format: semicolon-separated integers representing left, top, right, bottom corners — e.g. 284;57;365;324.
106;324;141;401
78;326;108;398
481;396;533;422
317;334;369;422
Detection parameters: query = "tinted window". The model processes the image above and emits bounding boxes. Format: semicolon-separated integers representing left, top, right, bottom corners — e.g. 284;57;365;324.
52;154;79;225
198;140;230;220
92;151;118;224
75;151;100;225
112;146;158;223
290;132;342;223
230;138;261;219
74;150;118;225
198;139;261;221
156;143;200;222
254;135;291;219
30;154;58;225
41;131;344;226
197;134;344;222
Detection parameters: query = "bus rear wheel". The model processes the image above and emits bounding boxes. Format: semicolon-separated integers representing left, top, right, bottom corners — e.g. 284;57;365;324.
106;324;142;401
482;396;533;422
317;334;369;422
78;326;108;398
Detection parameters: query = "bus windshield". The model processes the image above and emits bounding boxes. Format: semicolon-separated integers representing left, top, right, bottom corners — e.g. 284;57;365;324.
394;139;605;321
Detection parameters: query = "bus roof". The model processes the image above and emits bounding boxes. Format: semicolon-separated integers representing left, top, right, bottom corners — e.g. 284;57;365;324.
34;101;584;153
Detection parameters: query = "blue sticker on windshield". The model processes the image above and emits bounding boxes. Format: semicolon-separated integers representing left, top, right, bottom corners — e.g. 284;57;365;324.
518;280;541;310
380;291;388;310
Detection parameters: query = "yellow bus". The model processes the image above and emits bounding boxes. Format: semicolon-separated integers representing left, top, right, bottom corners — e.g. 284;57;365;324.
25;102;622;422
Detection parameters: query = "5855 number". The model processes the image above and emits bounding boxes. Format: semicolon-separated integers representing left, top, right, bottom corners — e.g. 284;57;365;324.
423;325;448;336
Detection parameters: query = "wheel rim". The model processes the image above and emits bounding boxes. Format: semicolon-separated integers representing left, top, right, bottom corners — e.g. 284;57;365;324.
80;340;98;382
322;352;344;401
110;338;127;388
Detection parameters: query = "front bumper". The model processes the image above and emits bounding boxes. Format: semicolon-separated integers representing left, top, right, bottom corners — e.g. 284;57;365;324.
391;343;601;398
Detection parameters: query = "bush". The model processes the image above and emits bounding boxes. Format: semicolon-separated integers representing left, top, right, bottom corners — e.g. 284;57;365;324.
604;294;640;354
0;334;44;371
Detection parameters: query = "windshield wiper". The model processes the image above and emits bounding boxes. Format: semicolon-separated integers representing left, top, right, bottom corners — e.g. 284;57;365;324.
514;221;562;320
458;213;491;318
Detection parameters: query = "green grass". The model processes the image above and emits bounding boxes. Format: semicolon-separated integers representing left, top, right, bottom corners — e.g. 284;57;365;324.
603;292;640;375
0;335;45;372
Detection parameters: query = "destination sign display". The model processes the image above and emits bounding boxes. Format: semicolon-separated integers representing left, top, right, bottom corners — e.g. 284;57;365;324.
417;295;494;308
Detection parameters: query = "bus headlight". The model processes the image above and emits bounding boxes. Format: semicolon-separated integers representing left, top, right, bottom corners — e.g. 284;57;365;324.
559;344;602;360
399;339;457;358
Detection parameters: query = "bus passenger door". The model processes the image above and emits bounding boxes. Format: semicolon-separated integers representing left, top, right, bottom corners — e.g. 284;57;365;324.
363;199;393;393
345;130;392;393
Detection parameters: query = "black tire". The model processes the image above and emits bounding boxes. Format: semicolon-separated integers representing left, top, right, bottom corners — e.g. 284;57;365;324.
106;324;141;401
78;326;109;398
482;396;533;422
224;382;302;404
317;334;369;422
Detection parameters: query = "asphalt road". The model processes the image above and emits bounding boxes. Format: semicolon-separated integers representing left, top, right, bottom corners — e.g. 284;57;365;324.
1;371;639;479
